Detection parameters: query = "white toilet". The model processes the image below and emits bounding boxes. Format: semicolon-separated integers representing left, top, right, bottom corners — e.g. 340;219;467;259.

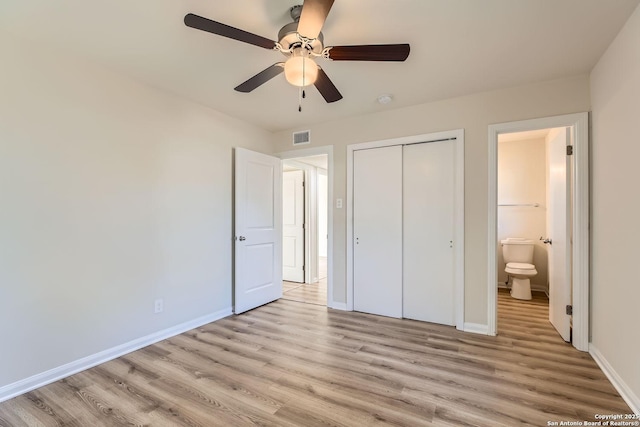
501;238;537;300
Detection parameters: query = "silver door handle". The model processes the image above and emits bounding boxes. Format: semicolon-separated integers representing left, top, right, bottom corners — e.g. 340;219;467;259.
238;236;246;241
540;237;552;245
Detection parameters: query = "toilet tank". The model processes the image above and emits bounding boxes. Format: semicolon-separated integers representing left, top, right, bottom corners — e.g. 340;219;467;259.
501;238;535;263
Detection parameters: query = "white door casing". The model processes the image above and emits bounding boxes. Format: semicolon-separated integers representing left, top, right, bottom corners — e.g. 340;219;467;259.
403;141;456;325
487;112;589;351
547;128;572;341
318;171;328;258
353;146;403;318
234;148;282;314
282;169;305;283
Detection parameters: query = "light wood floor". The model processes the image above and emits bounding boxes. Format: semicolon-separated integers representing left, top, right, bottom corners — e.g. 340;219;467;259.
0;289;629;426
281;280;327;306
281;256;327;306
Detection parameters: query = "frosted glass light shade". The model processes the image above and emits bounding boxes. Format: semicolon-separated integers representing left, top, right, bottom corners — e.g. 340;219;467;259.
284;55;318;87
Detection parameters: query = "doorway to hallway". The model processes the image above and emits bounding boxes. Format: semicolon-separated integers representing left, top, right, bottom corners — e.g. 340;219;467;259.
280;151;330;307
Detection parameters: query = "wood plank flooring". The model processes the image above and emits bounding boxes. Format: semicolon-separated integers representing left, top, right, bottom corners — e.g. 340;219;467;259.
281;280;327;306
281;256;327;306
0;288;630;426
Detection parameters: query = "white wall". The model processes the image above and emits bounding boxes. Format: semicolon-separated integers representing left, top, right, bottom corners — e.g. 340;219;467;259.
318;171;328;258
272;75;590;324
0;33;273;390
590;3;640;412
497;137;548;290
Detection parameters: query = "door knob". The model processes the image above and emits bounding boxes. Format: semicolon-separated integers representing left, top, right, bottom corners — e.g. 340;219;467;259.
238;236;246;241
540;236;552;245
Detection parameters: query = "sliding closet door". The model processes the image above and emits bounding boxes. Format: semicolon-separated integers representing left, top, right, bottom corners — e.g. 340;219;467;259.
403;141;455;325
353;146;403;318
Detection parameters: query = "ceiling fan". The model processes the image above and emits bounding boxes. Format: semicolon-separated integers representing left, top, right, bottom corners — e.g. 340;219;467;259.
184;0;410;107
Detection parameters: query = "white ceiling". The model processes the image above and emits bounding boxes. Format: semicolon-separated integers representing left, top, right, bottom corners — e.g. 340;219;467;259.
1;0;638;132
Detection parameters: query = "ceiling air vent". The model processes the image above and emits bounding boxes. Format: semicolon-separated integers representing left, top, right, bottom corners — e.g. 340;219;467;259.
292;130;311;146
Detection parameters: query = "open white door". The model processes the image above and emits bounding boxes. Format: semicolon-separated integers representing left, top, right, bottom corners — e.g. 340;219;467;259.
547;128;572;341
234;148;282;314
282;170;305;282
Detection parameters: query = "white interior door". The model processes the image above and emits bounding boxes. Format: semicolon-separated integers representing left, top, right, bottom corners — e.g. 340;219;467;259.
353;146;403;318
282;169;305;283
234;148;282;314
403;141;455;325
547;128;571;341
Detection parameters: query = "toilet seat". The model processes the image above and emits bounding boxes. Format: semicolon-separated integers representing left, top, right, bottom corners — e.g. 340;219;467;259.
505;262;537;276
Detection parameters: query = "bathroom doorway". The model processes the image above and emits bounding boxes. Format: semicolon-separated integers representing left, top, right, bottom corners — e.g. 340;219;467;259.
497;128;570;341
279;149;332;307
488;113;590;352
497;130;551;297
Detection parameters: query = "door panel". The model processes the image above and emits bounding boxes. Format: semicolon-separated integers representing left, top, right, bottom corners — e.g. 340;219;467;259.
234;148;282;314
403;141;455;325
353;146;403;318
548;128;571;341
282;170;305;282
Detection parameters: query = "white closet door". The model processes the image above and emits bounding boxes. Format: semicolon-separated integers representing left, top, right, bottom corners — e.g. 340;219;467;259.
353;146;403;318
403;141;455;325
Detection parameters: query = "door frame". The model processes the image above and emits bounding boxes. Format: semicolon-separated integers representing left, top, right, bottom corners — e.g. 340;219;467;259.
487;112;589;351
277;146;334;308
346;130;465;330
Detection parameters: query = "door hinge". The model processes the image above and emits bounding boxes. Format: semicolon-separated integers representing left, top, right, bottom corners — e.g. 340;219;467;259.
566;305;573;315
566;145;574;156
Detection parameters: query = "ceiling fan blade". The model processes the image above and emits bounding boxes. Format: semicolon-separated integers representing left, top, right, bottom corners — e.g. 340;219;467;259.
234;63;285;93
314;68;343;103
297;0;335;39
184;13;276;50
327;44;410;61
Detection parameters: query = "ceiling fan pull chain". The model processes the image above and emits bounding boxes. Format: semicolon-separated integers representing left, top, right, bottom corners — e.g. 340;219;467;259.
298;87;303;112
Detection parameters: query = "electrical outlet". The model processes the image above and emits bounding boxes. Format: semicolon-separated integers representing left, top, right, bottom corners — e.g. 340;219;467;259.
336;198;343;209
154;298;163;314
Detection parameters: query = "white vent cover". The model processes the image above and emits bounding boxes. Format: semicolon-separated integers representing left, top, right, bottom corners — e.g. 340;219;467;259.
292;130;311;145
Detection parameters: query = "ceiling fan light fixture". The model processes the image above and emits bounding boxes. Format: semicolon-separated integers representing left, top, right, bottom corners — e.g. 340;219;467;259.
284;49;319;87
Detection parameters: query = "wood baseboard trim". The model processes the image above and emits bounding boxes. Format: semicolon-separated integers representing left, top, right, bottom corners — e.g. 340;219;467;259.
590;344;640;414
0;307;232;403
463;322;489;335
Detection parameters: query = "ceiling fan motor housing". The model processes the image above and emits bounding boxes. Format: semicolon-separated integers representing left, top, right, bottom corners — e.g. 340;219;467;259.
277;22;324;55
290;5;303;21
